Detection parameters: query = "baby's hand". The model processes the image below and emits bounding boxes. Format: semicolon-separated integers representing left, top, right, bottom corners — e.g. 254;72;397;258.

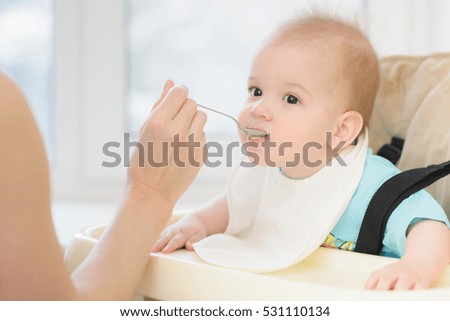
152;215;208;253
365;259;431;291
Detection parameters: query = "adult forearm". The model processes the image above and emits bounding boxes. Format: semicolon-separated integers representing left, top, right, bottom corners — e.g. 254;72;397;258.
71;188;173;300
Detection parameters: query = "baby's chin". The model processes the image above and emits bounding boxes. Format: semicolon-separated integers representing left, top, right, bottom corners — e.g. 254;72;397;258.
239;135;288;167
241;145;287;168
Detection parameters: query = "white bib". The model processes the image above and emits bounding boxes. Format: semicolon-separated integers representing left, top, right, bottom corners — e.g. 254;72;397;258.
194;128;369;272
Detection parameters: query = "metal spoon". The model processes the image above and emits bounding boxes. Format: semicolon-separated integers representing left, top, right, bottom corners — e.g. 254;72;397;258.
197;104;267;138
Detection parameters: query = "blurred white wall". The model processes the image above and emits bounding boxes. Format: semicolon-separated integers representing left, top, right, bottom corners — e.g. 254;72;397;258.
368;0;450;56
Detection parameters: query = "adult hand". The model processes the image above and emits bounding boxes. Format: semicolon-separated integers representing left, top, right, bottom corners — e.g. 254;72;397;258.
127;80;207;207
72;80;208;299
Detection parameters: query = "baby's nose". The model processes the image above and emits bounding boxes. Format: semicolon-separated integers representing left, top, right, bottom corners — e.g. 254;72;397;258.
250;101;272;121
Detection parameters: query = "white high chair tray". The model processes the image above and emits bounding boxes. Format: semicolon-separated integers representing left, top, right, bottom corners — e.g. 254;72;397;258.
65;218;450;300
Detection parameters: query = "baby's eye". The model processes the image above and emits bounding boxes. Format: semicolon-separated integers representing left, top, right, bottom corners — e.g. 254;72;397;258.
249;87;263;97
283;94;300;105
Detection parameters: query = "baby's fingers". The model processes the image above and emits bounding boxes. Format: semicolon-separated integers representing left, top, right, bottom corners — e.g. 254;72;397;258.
393;275;416;290
162;234;188;253
364;270;381;290
152;232;173;253
365;270;398;290
185;233;204;251
413;282;425;290
375;273;399;290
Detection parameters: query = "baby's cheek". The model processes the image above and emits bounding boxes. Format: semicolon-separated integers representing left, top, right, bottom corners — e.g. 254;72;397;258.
237;108;250;123
237;108;251;142
238;131;246;144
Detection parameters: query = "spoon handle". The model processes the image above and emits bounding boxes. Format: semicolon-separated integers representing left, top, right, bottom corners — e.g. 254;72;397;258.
197;104;242;130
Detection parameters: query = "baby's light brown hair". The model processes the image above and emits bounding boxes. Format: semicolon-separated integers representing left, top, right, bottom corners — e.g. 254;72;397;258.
268;12;380;128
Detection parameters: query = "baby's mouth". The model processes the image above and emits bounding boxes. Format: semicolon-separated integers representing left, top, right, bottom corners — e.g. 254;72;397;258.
248;136;265;144
246;127;269;143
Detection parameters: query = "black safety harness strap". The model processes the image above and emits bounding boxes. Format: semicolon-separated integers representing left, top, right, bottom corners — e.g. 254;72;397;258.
354;160;450;255
376;136;404;165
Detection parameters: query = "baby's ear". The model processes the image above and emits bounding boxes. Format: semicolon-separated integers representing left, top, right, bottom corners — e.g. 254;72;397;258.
330;111;363;151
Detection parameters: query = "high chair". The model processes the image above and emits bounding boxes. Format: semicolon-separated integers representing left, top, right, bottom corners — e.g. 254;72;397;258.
64;53;450;300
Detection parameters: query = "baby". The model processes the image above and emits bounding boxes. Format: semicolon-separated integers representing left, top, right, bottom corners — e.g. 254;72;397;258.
153;14;450;290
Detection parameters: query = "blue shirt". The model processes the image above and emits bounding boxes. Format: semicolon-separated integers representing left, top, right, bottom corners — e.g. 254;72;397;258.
322;149;450;258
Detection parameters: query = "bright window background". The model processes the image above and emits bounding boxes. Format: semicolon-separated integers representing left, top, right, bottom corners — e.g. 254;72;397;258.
0;0;53;160
3;0;450;246
367;0;450;57
125;0;365;140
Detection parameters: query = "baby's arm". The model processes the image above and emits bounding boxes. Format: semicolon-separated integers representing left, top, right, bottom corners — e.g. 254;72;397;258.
152;193;229;253
365;220;450;290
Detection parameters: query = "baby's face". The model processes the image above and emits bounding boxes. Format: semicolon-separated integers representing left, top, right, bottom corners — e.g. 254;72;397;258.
238;42;346;177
